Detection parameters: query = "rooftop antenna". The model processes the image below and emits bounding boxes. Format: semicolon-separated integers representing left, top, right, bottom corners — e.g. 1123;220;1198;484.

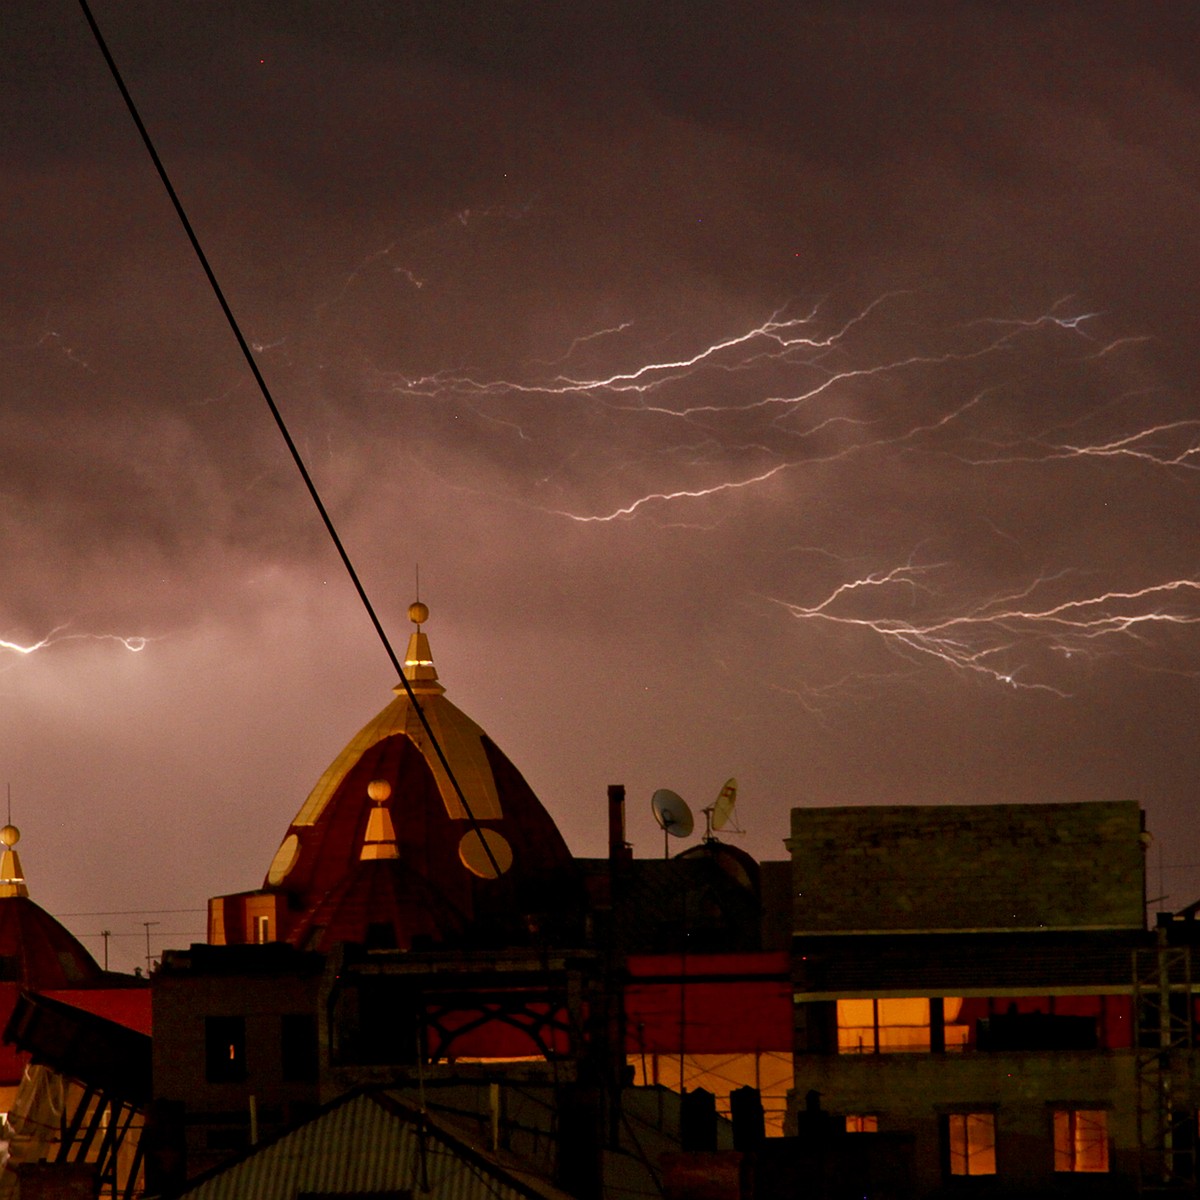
651;789;693;860
702;777;740;841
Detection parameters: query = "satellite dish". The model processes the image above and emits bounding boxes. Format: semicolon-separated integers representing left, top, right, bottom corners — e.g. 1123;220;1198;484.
712;778;738;832
651;789;694;838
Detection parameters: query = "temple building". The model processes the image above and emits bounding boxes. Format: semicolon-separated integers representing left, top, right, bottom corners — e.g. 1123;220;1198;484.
207;602;586;954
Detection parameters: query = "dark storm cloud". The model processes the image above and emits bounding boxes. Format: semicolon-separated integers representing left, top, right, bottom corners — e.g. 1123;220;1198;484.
3;2;1200;968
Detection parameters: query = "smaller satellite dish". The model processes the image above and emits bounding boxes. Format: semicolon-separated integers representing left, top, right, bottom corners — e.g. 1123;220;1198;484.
712;778;738;832
651;789;694;838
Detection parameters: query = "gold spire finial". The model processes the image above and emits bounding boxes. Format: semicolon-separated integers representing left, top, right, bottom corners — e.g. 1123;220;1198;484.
0;824;28;898
398;598;441;693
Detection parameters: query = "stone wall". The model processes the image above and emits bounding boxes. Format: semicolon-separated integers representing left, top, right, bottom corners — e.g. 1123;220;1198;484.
787;801;1145;933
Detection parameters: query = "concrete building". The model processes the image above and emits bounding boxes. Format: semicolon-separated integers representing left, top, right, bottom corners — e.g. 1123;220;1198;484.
787;800;1195;1197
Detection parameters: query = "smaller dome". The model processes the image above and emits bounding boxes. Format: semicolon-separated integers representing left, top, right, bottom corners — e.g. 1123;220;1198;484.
678;840;761;893
0;897;103;987
0;827;103;986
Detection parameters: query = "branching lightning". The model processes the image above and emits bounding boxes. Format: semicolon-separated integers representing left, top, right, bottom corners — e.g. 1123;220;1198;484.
373;292;1199;698
771;568;1200;695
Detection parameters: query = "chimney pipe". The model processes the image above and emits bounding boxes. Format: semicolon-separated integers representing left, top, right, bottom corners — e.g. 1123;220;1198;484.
608;784;629;862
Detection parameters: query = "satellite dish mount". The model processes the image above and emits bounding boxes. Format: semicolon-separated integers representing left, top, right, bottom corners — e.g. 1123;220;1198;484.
702;777;739;841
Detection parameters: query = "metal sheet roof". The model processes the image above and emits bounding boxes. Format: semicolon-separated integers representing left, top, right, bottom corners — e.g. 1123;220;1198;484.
172;1090;573;1200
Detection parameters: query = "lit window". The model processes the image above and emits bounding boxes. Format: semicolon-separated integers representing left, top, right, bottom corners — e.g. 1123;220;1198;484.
846;1114;878;1133
837;998;931;1053
1054;1109;1109;1172
877;998;931;1051
837;998;877;1053
947;1112;997;1176
205;1016;247;1083
942;996;970;1051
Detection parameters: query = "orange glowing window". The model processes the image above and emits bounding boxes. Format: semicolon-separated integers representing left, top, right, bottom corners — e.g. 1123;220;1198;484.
942;996;970;1051
204;1016;246;1083
1054;1109;1109;1173
837;998;876;1053
947;1112;997;1176
845;1114;878;1133
837;998;931;1053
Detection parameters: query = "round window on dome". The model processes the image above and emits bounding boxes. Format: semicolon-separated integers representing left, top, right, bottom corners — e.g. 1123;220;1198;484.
458;828;513;879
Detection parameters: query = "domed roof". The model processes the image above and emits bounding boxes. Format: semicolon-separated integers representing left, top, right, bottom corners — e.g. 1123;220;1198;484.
264;604;584;949
676;839;761;894
0;826;102;988
0;898;104;987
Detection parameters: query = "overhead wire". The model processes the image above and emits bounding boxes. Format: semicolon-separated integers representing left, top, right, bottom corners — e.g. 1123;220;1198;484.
77;0;502;877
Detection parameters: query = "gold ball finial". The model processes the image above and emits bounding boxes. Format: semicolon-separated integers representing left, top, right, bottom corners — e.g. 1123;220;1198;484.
367;779;392;802
409;601;429;625
0;825;19;848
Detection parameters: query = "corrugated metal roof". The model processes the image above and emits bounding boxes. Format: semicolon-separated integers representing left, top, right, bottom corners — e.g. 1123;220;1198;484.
173;1090;574;1200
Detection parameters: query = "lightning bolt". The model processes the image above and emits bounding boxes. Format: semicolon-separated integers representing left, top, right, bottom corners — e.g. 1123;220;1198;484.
34;325;93;371
1;629;150;658
392;297;891;399
379;293;1148;525
963;418;1200;473
772;567;1200;695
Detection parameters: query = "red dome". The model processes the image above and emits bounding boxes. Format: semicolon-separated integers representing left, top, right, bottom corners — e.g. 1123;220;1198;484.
0;895;102;988
255;609;584;950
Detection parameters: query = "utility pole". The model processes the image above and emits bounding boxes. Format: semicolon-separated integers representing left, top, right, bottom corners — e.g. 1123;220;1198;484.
143;920;160;974
101;929;111;971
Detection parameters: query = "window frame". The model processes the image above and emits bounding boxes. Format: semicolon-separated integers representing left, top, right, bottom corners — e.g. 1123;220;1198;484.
944;1110;998;1177
836;997;934;1054
1052;1107;1110;1173
845;1113;879;1133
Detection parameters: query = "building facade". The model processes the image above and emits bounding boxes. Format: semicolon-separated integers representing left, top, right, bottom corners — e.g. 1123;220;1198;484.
787;800;1197;1197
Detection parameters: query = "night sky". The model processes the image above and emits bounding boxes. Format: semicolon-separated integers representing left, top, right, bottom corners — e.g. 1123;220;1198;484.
5;3;1199;973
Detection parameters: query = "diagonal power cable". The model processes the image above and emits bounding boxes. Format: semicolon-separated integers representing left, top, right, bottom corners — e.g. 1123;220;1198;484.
77;0;502;878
